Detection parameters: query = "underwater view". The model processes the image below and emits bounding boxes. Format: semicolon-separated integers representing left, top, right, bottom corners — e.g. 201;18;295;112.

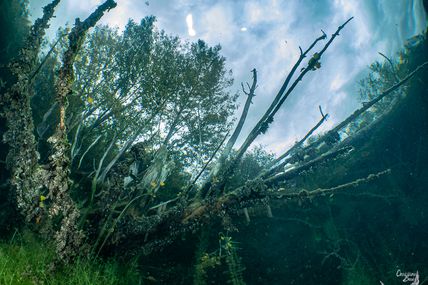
1;0;428;284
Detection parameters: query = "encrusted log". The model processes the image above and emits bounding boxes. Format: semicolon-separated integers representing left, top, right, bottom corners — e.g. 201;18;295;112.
136;169;389;255
56;0;117;131
46;0;117;263
0;0;60;219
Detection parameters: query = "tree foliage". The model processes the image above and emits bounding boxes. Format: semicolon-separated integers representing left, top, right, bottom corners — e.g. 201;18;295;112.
26;13;238;260
36;17;238;174
226;146;274;190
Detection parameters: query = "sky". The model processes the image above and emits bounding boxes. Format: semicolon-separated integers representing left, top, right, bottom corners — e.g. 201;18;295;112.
29;0;427;155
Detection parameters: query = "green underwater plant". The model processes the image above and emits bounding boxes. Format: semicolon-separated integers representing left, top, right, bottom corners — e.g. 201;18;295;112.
0;230;142;285
193;231;246;285
219;233;246;285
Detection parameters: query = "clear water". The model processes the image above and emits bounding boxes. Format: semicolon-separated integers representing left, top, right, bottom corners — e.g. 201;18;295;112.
1;1;427;284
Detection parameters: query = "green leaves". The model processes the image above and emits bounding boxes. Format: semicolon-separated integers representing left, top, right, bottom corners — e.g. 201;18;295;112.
61;16;236;172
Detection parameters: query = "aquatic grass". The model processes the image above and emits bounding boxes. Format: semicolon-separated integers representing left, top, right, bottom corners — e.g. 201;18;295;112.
0;230;53;284
0;230;142;284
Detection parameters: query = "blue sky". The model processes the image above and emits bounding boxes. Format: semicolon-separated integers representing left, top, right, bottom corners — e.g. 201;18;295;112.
30;0;427;155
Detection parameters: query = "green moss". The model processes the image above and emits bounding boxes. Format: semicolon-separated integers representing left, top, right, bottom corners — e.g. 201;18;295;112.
0;230;142;284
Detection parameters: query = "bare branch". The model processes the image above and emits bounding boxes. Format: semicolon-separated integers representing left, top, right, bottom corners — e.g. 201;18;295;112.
319;105;327;119
223;69;258;157
262;107;329;178
283;61;428;165
226;21;344;182
200;69;258;198
272;169;391;199
185;130;230;196
378;52;401;81
241;82;248;95
265;146;353;184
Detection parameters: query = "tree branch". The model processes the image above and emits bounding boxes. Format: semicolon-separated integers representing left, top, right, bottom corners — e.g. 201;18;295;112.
1;0;61;219
46;0;117;263
280;61;428;167
200;69;258;198
271;169;391;199
219;18;353;192
262;106;329;178
138;169;389;255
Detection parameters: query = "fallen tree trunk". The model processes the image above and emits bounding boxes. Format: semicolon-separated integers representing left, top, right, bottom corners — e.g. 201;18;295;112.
108;60;427;256
1;0;117;263
0;0;60;219
46;0;117;263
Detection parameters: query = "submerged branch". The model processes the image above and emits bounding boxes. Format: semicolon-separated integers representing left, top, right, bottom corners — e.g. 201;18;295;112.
46;0;117;263
0;0;61;218
264;146;353;184
225;69;258;156
280;60;428;167
262;106;329;178
200;69;257;198
139;168;389;255
272;169;391;199
221;18;353;191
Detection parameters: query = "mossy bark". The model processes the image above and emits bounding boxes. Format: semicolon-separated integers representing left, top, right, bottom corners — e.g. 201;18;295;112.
46;0;117;263
0;0;60;220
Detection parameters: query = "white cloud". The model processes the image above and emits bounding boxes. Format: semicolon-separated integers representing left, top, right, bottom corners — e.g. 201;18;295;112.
332;0;373;49
330;91;348;107
244;0;282;25
199;4;236;44
66;0;103;13
100;1;139;29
